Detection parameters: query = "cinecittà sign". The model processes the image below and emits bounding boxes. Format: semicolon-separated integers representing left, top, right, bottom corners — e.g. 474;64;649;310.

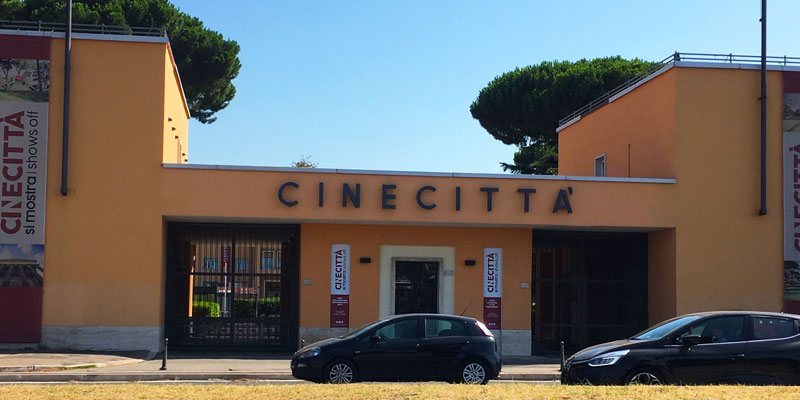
277;182;574;213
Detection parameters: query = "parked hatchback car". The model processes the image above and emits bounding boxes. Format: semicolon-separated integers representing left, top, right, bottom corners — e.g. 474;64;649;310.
562;311;800;385
291;313;501;384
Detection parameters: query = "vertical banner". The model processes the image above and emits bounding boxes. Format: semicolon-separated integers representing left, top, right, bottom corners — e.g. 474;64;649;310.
330;244;350;328
784;71;800;314
483;248;502;329
220;245;231;316
0;35;50;343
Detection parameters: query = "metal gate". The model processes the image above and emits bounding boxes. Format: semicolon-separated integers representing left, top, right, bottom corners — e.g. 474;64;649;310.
532;230;648;353
165;223;299;351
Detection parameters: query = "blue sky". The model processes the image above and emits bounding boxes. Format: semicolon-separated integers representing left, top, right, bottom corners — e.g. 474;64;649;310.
170;0;800;173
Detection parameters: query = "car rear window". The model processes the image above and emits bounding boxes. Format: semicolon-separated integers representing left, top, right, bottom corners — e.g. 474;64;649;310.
425;318;466;338
753;316;799;340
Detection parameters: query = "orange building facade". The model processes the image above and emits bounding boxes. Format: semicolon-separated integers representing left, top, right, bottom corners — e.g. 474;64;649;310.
0;27;797;356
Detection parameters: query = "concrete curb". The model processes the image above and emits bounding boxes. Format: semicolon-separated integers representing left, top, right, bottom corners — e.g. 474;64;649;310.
0;372;559;382
0;358;146;373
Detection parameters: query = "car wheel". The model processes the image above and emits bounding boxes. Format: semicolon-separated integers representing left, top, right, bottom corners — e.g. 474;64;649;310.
626;368;665;385
324;359;357;384
458;360;489;385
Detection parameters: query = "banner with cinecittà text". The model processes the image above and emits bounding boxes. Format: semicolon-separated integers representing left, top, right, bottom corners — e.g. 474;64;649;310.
330;244;350;328
784;71;800;314
0;34;50;343
483;248;502;330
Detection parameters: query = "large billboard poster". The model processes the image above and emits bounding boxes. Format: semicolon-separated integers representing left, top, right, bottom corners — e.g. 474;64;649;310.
330;244;350;328
784;71;800;314
0;35;50;342
483;248;502;329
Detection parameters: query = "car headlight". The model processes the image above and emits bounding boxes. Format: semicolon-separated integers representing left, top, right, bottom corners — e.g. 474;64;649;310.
296;347;321;359
588;349;629;367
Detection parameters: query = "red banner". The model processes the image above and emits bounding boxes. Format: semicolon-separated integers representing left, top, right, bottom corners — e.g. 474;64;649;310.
0;35;50;343
330;294;350;327
784;72;800;314
483;297;501;329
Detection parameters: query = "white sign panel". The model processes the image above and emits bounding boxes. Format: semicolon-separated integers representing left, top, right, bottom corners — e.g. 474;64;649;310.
330;244;350;295
483;248;502;298
0;103;47;246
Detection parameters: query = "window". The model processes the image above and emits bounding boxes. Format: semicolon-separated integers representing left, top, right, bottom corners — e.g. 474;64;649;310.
676;316;745;344
261;250;281;271
425;318;466;338
202;257;218;271
594;154;607;177
234;257;250;271
753;316;798;340
374;318;419;340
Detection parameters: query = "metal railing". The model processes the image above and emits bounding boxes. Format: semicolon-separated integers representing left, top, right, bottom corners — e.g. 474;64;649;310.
0;20;165;37
558;52;800;127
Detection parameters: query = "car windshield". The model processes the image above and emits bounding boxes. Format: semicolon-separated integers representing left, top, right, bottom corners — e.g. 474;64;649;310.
339;319;389;339
631;315;703;340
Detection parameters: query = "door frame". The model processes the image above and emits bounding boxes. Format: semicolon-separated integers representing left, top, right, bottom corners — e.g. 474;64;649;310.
391;257;443;315
379;245;455;318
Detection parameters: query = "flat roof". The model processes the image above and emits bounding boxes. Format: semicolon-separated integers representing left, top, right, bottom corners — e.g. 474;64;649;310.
163;163;676;184
556;52;800;132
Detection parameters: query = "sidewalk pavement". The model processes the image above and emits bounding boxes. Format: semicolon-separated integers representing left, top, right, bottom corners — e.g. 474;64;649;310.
0;352;561;382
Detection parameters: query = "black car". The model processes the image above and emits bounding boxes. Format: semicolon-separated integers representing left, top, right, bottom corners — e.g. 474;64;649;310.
562;311;800;385
291;313;501;384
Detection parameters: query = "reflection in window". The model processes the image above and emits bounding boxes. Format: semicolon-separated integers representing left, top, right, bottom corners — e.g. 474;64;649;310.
235;258;250;271
262;249;281;271
425;318;465;338
203;257;218;270
753;317;798;340
678;316;745;344
375;319;418;340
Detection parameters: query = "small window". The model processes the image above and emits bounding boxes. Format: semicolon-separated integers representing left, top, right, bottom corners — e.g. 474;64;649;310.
425;318;466;338
202;257;218;271
594;154;606;177
753;316;799;340
234;258;250;271
261;249;281;271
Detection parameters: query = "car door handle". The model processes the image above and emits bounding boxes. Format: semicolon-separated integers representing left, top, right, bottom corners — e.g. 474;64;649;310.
731;354;745;360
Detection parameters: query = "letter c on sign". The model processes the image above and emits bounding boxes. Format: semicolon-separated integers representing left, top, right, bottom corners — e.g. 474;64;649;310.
278;182;299;206
416;186;437;210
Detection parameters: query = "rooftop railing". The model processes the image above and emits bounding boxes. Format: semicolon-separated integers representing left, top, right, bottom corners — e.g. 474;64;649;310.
557;52;800;127
0;20;165;37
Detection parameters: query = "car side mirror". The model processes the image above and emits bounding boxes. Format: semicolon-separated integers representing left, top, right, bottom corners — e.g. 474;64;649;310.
369;334;381;344
682;335;702;347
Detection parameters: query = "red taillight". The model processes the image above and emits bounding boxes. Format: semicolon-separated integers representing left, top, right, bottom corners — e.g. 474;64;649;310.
475;321;493;337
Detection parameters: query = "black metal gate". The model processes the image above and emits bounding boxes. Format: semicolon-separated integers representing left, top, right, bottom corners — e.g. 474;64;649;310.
165;223;299;351
532;230;648;353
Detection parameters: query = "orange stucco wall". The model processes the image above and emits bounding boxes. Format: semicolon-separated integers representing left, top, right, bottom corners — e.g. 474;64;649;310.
558;68;676;178
648;228;676;324
162;46;189;164
671;67;784;314
41;37;185;328
300;224;532;330
158;169;675;229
